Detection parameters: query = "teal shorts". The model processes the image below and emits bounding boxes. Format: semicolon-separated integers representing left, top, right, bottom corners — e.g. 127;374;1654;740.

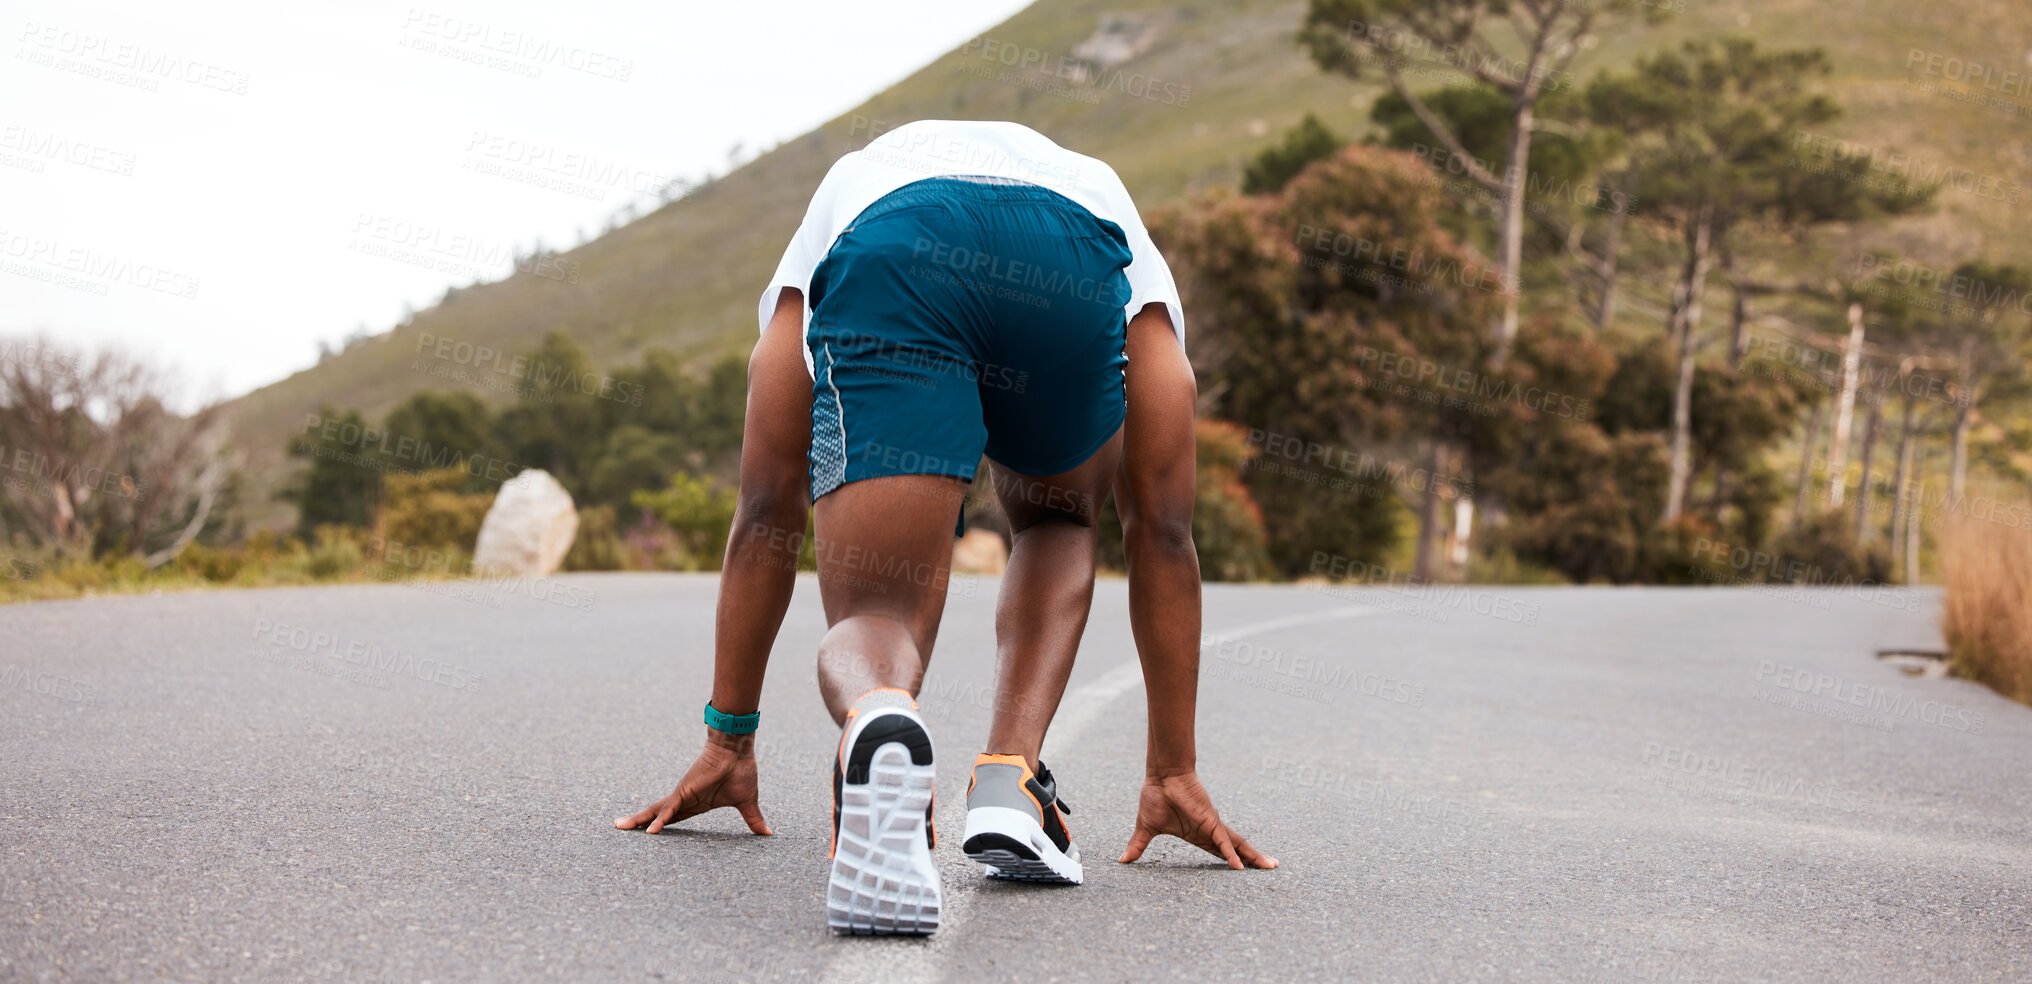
805;176;1133;500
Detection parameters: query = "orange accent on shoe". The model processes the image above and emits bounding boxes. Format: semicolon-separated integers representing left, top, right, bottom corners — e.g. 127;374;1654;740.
972;753;1049;820
830;714;854;859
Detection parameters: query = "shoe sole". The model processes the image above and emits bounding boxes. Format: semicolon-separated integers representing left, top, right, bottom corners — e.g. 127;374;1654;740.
829;718;940;935
961;805;1083;884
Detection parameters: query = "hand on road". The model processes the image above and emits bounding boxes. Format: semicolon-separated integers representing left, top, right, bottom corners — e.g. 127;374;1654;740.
1118;770;1277;870
614;732;771;836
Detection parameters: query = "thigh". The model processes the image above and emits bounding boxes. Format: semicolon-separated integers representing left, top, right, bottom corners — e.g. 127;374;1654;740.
988;428;1123;534
811;473;967;635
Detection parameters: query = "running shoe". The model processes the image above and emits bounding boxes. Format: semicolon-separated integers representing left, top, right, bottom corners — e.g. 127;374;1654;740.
960;753;1082;884
827;689;941;934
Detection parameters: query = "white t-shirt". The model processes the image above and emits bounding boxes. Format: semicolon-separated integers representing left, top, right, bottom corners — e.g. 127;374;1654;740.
758;119;1184;376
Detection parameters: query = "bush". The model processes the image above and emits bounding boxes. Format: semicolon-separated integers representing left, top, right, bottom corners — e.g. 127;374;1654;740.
1099;419;1273;582
632;472;738;570
1939;516;2032;705
376;467;493;555
1242;114;1343;195
1192;420;1273;581
175;543;245;583
1762;511;1894;585
1463;547;1569;586
1638;515;1725;585
623;512;695;571
563;505;628;571
1492;430;1669;584
304;525;365;580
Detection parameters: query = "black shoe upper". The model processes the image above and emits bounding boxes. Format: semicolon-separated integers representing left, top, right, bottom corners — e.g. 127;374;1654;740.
1027;761;1074;853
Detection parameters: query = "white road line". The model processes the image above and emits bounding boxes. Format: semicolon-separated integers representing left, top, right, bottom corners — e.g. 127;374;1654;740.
818;604;1382;984
1040;604;1384;762
1037;659;1145;765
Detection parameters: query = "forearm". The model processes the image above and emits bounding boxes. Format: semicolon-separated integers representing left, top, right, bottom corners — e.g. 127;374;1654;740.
704;287;813;718
707;502;806;716
1125;523;1201;773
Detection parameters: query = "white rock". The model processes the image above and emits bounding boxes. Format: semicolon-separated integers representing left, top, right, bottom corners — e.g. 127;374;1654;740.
473;470;579;576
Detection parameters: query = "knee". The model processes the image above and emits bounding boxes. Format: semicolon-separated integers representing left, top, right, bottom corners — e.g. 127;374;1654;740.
1004;484;1105;534
1124;510;1195;557
1009;503;1103;537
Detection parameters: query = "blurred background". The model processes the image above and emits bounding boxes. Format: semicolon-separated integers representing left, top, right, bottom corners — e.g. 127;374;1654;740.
3;0;2027;701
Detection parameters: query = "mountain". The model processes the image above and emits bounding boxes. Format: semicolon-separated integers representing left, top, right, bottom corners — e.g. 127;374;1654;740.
220;0;2032;529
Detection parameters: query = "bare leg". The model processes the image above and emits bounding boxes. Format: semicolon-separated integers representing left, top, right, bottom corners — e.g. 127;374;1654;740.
812;474;966;723
980;431;1124;769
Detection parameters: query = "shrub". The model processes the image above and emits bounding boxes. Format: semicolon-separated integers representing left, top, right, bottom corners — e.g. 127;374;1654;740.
1939;517;2032;705
1192;420;1273;581
563;505;628;571
1762;511;1893;585
304;525;365;580
1463;547;1568;585
1099;419;1273;582
623;512;694;571
632;472;738;570
1241;113;1343;195
376;467;493;555
176;543;245;583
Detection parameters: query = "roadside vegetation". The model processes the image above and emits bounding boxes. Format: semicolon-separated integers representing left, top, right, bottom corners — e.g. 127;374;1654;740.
5;0;2028;716
1939;517;2032;705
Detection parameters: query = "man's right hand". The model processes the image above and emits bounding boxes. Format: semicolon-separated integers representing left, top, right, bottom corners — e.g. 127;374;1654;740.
614;731;772;835
1118;769;1277;870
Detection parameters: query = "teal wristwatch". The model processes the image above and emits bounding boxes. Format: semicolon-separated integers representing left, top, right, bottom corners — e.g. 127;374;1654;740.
704;702;759;736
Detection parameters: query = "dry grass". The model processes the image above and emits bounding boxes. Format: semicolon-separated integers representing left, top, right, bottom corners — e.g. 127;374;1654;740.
1938;516;2032;705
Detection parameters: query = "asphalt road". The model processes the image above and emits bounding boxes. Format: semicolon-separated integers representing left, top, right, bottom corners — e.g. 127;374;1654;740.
2;574;2026;983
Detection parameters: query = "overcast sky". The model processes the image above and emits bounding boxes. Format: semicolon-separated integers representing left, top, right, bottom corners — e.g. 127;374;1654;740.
0;0;1032;403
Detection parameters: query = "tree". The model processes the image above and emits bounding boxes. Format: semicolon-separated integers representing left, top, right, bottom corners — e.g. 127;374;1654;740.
383;390;506;492
693;355;750;469
1301;0;1659;359
1838;291;1930;545
283;406;380;535
587;425;687;513
1939;261;2032;499
1243;114;1345;196
0;338;227;562
494;332;608;498
1586;40;1927;523
1154;145;1495;576
1825;301;1867;509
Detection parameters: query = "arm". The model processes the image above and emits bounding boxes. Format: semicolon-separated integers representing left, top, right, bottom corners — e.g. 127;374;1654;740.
1113;302;1277;870
709;287;815;718
616;288;812;835
1114;303;1204;774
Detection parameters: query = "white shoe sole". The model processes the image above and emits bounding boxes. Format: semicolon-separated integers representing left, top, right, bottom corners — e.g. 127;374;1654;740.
961;805;1083;884
828;731;941;935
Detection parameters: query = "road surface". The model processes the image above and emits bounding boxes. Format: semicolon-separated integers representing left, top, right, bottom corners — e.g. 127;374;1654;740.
2;575;2026;983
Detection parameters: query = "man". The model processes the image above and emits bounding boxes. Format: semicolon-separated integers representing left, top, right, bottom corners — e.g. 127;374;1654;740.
616;120;1274;935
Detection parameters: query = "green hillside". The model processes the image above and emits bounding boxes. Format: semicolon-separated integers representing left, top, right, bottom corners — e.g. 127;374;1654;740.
223;0;2032;528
